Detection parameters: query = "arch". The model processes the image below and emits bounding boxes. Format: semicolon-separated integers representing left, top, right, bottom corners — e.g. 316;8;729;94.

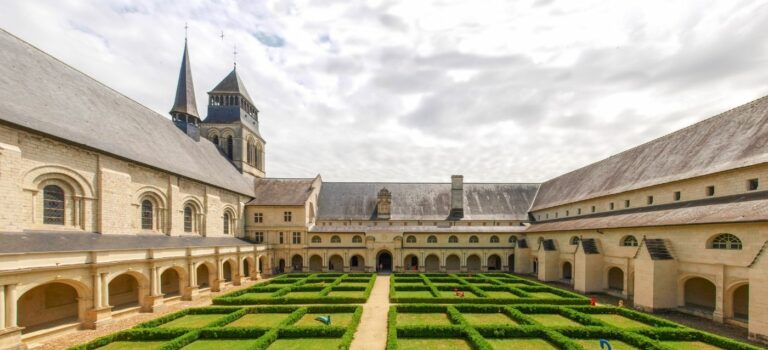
17;281;84;332
211;134;220;147
160;268;183;297
309;255;323;272
532;258;539;274
222;206;237;235
43;184;65;225
404;254;418;272
448;235;458;243
223;212;232;235
196;263;214;288
562;262;573;280
507;254;515;272
331;235;341;243
222;260;234;282
487;254;501;271
446;254;461;272
621;235;639;247
140;199;154;230
377;250;392;272
728;283;749;321
424;254;440;272
508;236;517;247
350;255;365;271
278;259;286;273
311;235;321;243
258;256;267;274
427;235;437;243
23;165;95;198
469;236;479;243
683;277;716;312
352;235;363;243
108;273;141;310
490;235;499;243
225;135;234;160
709;233;742;250
466;255;481;272
182;198;204;234
242;257;254;277
291;254;304;272
405;235;416;243
570;236;580;245
329;255;344;271
607;267;624;291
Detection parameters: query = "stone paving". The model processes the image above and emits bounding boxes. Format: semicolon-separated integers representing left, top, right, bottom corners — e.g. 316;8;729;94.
350;275;390;350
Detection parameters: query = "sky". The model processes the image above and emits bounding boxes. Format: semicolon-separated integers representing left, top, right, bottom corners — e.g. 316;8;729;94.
1;0;768;183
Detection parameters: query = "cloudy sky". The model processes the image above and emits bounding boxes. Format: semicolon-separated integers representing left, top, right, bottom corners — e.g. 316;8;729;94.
1;0;768;182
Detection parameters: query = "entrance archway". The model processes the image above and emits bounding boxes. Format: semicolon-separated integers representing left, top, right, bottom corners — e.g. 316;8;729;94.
487;255;501;271
350;255;365;271
160;268;181;297
562;262;573;281
291;255;304;272
309;255;323;272
508;254;515;272
243;258;252;277
404;255;418;272
446;254;460;272
377;251;392;272
608;267;624;292
18;282;81;333
222;260;233;282
684;277;716;312
466;255;481;272
109;274;140;310
329;255;344;271
425;254;440;272
197;264;212;288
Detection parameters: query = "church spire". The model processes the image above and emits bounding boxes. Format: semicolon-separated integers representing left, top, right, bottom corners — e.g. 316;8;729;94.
170;39;199;119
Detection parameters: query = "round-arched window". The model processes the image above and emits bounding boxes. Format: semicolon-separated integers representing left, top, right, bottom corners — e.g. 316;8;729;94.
469;236;479;243
621;235;638;247
710;234;742;250
449;235;458;243
141;200;153;230
490;235;499;243
406;235;416;243
352;235;363;243
223;212;231;234
43;185;65;225
331;235;341;243
183;206;194;232
427;235;437;243
311;235;321;243
570;236;580;245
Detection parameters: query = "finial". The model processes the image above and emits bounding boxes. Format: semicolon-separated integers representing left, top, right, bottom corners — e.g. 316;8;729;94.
220;30;225;41
233;43;238;69
184;22;189;41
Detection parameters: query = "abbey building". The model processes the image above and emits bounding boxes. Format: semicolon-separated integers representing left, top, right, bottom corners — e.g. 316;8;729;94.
0;27;767;349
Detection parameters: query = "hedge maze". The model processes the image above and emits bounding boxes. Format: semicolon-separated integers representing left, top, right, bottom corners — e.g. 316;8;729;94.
214;273;376;305
387;273;761;350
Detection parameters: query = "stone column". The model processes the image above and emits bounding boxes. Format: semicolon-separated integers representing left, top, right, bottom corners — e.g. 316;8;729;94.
189;262;197;287
93;273;102;308
100;273;109;307
5;284;17;328
0;286;5;329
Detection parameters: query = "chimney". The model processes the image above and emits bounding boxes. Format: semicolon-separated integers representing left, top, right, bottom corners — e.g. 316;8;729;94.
449;175;464;219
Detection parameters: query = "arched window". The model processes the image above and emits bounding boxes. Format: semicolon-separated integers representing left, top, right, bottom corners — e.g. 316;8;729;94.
223;212;231;234
711;234;742;250
43;185;65;225
311;236;321;243
449;235;458;243
570;236;580;245
509;236;517;246
490;235;499;243
427;235;437;243
352;235;363;243
183;205;194;233
406;235;416;243
621;235;638;247
246;141;254;165
331;235;341;243
211;135;219;147
141;200;153;230
469;236;479;243
225;136;234;160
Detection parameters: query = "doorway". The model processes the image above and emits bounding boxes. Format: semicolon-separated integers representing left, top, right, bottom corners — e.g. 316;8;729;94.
377;251;392;272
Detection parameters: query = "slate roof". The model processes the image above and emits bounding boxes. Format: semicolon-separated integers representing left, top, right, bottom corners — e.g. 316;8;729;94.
0;231;253;254
531;95;768;211
247;177;318;206
0;29;255;196
170;40;199;118
316;182;539;221
210;68;254;102
309;225;528;233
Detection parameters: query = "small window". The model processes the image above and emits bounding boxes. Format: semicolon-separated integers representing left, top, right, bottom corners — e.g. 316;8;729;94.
311;235;321;243
352;235;363;243
570;236;579;245
223;212;231;234
706;186;715;197
509;236;517;247
577;208;582;215
555;212;558;218
427;235;437;243
279;232;284;244
283;211;292;222
292;232;301;244
647;196;654;205
711;233;742;250
253;232;264;243
331;235;341;243
406;235;416;243
591;206;596;213
141;200;153;230
490;235;499;243
43;185;65;225
469;236;479;243
621;235;638;247
674;191;681;201
624;200;630;208
449;235;458;243
254;212;263;223
565;210;569;217
748;178;759;191
183;206;193;232
609;202;615;210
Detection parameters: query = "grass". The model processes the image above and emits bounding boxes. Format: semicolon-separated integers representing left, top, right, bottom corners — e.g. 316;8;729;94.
337;282;369;287
285;291;323;298
158;314;226;328
397;338;472;350
483;291;518;298
182;339;261;350
294;313;354;327
98;341;168;350
266;338;342;350
225;313;290;327
327;291;364;298
527;314;583;327
395;282;424;286
528;292;563;299
236;292;274;299
660;341;724;350
484;338;557;350
396;313;452;326
573;339;639;350
461;313;518;325
394;291;434;298
591;314;652;329
438;291;479;298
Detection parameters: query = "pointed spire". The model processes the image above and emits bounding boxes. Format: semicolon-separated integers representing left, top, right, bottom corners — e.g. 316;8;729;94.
170;40;199;119
210;68;253;103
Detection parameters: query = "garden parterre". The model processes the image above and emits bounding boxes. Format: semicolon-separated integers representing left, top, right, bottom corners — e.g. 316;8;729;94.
214;273;376;305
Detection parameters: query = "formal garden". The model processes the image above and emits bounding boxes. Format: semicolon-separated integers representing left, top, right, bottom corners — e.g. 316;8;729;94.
68;272;762;350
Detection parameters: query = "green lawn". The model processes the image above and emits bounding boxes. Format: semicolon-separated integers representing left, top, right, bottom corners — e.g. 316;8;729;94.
438;291;478;298
485;338;557;350
397;338;472;350
483;291;518;298
573;339;638;350
327;291;364;298
527;314;583;327
432;282;462;286
97;341;168;350
266;338;342;350
294;313;354;327
158;314;226;328
396;313;452;326
236;292;274;299
591;314;652;329
528;292;563;299
285;291;323;298
336;282;369;287
182;339;261;350
660;341;724;350
461;313;518;325
394;291;434;298
395;282;424;286
225;313;290;327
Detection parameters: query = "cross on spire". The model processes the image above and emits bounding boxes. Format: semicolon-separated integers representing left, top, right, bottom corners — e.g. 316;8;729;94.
233;43;238;69
184;22;188;41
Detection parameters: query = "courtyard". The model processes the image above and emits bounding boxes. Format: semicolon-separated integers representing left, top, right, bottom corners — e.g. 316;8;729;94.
68;273;761;350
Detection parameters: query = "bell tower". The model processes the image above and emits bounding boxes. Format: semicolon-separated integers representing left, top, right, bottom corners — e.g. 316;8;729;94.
170;39;201;141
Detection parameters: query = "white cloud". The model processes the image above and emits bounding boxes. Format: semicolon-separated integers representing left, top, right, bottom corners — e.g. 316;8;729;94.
1;0;768;182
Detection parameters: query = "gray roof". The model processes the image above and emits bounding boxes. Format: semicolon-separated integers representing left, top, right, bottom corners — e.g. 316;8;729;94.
310;225;528;233
0;231;253;255
247;177;317;206
210;68;253;102
317;182;539;221
170;40;200;118
0;29;255;196
531;95;768;211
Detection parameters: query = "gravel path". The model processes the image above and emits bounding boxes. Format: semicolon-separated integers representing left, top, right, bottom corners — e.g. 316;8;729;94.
350;275;390;350
30;280;263;350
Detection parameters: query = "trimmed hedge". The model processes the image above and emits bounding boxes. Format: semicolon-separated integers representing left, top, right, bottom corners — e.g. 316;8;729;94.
214;273;376;305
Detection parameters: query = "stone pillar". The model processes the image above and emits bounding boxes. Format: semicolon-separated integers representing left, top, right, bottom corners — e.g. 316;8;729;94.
4;285;15;328
100;273;108;307
144;266;165;311
93;273;102;308
0;284;22;350
0;287;5;329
